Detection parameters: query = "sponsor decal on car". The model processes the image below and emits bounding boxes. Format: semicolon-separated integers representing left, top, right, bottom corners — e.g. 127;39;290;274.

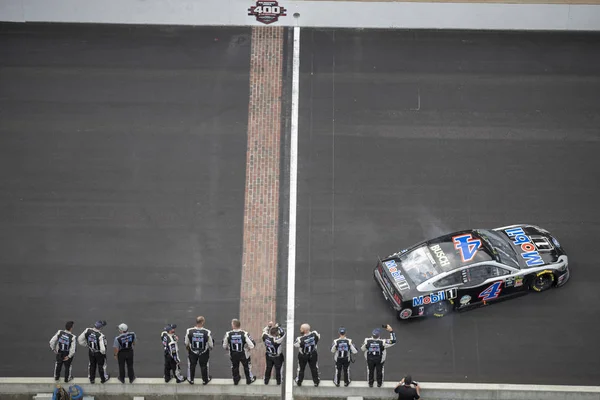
557;270;569;285
429;244;450;267
384;260;410;290
399;309;412;319
412;288;458;307
460;295;471;306
515;276;524;287
505;277;515;287
248;1;287;24
505;227;545;267
453;234;482;262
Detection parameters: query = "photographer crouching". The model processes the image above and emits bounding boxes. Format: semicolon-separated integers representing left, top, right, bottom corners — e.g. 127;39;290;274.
394;375;421;400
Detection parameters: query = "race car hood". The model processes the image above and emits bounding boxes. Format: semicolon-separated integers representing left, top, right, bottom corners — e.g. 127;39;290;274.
498;225;565;268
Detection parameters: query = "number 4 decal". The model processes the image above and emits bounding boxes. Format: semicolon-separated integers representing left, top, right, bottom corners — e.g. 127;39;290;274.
479;281;503;301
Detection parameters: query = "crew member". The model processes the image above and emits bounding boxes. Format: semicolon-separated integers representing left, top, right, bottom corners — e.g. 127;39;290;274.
395;375;421;400
185;316;214;385
293;323;321;387
262;321;286;385
49;321;77;382
161;324;186;383
113;323;136;384
222;318;256;385
331;327;358;387
361;324;396;387
78;320;110;384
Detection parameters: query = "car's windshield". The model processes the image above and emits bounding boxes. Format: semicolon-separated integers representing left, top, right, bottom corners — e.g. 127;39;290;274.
478;230;520;269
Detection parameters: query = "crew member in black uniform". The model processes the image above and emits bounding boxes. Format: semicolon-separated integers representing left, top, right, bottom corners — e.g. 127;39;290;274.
293;323;321;387
222;318;256;385
113;323;136;384
262;321;286;385
78;320;110;384
184;316;214;385
49;321;77;382
330;327;358;387
361;324;397;387
161;324;186;383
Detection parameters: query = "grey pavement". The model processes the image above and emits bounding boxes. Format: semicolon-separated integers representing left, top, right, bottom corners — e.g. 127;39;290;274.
0;23;251;378
295;29;600;385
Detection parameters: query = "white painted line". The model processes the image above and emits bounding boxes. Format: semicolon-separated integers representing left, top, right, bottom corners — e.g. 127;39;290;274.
285;25;301;400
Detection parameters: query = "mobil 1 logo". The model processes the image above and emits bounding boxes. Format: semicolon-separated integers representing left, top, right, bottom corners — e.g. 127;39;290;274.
248;1;287;25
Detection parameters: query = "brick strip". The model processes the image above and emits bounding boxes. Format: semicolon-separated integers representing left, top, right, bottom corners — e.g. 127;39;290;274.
239;26;284;378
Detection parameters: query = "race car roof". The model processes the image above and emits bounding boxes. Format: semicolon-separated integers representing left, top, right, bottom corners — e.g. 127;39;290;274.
391;231;495;286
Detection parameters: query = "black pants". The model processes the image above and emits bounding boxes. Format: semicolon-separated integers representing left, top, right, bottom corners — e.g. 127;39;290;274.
264;354;284;384
367;358;384;386
54;352;73;381
334;358;350;385
88;351;109;383
296;351;319;384
188;351;210;383
230;352;253;384
117;349;135;382
164;354;185;382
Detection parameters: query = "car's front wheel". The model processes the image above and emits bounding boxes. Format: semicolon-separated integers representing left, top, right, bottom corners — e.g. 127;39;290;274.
530;272;555;292
429;300;452;318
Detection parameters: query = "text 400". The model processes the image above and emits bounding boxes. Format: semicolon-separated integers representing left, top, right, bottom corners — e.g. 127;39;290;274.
254;6;281;13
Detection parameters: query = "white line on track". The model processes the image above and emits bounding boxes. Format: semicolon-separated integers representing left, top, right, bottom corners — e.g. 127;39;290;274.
285;25;301;400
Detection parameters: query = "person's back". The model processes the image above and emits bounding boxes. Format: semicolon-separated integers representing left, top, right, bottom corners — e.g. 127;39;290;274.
394;375;420;400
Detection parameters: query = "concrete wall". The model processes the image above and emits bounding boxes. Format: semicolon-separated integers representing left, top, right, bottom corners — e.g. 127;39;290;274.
1;378;600;400
1;0;600;30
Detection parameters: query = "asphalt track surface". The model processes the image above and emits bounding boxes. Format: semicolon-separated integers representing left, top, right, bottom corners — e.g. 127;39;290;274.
295;29;600;385
1;23;600;386
0;24;251;378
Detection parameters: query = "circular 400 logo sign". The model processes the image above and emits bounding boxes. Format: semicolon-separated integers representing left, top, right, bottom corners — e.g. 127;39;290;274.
248;1;287;25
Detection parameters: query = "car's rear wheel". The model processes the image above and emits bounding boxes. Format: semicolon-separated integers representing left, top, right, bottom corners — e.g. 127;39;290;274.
530;272;555;292
430;300;451;318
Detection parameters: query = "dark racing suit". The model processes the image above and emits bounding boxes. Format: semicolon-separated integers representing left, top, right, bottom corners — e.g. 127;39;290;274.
294;330;321;386
161;331;186;383
114;331;136;383
184;326;214;384
361;331;397;387
49;330;76;382
78;328;109;383
222;329;256;384
331;336;358;386
262;325;286;385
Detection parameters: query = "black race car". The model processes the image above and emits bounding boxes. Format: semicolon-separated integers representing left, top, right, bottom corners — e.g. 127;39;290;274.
373;224;570;320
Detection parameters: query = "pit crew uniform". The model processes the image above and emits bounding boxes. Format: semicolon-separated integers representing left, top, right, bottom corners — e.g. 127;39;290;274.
222;329;256;385
78;325;110;383
161;328;186;383
114;329;136;383
331;334;358;387
49;329;76;382
185;326;214;384
361;330;397;387
294;330;321;386
262;325;286;385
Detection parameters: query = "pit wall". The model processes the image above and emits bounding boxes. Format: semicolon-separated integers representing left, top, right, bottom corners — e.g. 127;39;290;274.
1;0;600;30
1;378;600;400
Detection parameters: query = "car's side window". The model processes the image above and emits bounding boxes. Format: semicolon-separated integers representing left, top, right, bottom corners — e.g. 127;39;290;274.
433;271;463;288
468;265;509;282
